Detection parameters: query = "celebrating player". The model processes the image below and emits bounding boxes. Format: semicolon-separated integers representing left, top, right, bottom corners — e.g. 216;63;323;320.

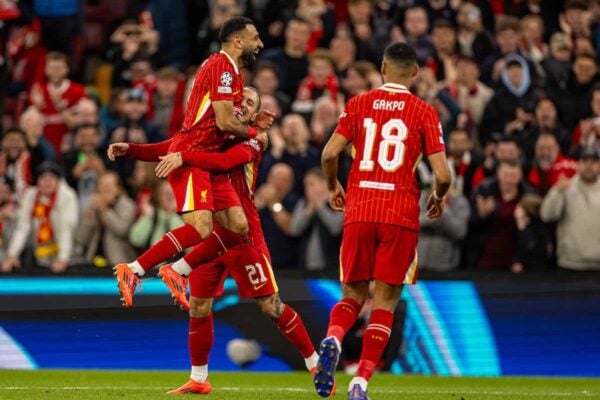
108;17;275;308
314;43;452;399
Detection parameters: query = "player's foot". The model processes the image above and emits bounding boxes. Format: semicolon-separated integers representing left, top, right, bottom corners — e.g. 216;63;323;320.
158;264;190;310
311;367;336;397
114;263;140;308
166;379;212;395
314;337;340;398
348;383;369;400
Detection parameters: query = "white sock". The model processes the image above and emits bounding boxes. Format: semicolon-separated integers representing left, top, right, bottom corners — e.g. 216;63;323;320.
349;377;368;392
190;364;208;383
172;258;193;276
305;351;319;371
128;261;145;277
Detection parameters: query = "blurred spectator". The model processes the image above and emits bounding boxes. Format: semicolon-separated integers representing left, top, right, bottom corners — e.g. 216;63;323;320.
472;136;522;190
1;161;77;274
33;0;81;55
129;181;183;251
310;96;340;148
252;62;291;113
19;107;55;170
541;148;600;271
256;163;298;269
292;48;339;115
455;2;494;64
469;160;535;270
549;54;599;130
418;182;470;272
145;3;189;68
443;55;493;138
259;113;320;197
427;20;458;82
62;98;101;133
413;66;461;135
195;0;240;62
58;124;110;207
342;60;380;99
541;32;573;91
346;0;391;64
400;6;434;63
447;129;481;198
519;15;547;80
570;85;600;155
289;167;343;270
573;35;596;57
481;54;542;144
29;52;87;155
527;133;577;196
0;127;31;196
0;181;15;263
75;171;137;268
147;67;185;139
560;0;593;39
8;19;46;94
295;0;337;52
260;17;311;99
513;193;552;272
329;35;357;78
106;19;159;88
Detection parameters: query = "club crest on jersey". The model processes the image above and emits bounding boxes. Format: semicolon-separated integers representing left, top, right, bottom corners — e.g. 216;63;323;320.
220;71;233;87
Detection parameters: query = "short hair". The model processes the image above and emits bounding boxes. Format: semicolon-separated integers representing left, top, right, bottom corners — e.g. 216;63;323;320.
495;15;520;34
498;158;522;170
46;51;68;64
432;19;455;32
383;42;417;69
506;59;523;69
348;60;378;80
308;48;334;68
519;193;543;218
497;136;519;147
565;0;589;11
219;16;254;43
305;166;325;180
244;86;262;111
255;61;279;76
574;53;598;65
2;127;26;140
74;123;100;135
157;67;182;81
287;15;310;28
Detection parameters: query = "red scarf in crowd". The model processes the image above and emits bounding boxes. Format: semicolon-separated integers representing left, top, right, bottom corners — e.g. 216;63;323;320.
296;74;339;103
32;191;58;260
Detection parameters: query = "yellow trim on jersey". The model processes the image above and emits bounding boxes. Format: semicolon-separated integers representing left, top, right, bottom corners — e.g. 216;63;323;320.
244;162;255;195
262;253;278;292
183;174;195;212
339;244;344;282
350;145;356;159
193;92;211;126
413;153;423;172
404;253;419;285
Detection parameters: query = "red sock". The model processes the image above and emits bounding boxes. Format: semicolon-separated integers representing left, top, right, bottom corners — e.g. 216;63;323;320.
189;314;214;366
275;304;315;359
356;309;394;381
137;224;202;271
326;298;361;343
184;226;248;270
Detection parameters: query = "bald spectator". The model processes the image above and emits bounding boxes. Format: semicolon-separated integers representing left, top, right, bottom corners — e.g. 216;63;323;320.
527;133;577;196
19;107;55;171
260;17;311;98
256;163;299;269
541;148;600;271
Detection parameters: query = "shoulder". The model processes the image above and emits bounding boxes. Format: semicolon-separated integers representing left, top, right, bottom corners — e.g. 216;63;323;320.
242;138;263;156
58;181;77;200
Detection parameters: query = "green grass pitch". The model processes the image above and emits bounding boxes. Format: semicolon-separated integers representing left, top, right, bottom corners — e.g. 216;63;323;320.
1;370;599;399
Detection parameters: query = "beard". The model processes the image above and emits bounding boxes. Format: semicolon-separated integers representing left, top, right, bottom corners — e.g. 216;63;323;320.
241;47;257;68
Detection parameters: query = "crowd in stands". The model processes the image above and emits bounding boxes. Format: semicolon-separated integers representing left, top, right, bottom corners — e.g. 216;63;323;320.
0;0;599;275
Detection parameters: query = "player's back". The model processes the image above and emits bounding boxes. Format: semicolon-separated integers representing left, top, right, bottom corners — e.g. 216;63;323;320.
338;83;445;231
170;52;244;153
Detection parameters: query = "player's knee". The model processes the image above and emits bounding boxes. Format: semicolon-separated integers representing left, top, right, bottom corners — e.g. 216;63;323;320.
189;297;212;318
256;295;281;320
229;219;249;236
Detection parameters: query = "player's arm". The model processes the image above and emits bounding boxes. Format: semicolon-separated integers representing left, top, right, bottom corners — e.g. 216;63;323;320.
107;139;172;162
155;143;255;178
213;100;274;138
422;105;452;219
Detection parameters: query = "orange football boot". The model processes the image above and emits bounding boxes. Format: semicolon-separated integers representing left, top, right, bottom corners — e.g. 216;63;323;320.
158;264;190;310
113;263;140;308
166;379;212;395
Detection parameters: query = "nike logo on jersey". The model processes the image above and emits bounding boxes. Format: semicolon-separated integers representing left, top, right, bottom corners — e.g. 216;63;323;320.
253;282;267;291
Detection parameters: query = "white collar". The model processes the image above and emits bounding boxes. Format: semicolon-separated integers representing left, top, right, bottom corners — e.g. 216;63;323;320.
220;50;239;74
379;83;410;93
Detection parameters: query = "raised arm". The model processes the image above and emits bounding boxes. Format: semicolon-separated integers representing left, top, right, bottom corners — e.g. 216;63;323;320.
108;139;172;162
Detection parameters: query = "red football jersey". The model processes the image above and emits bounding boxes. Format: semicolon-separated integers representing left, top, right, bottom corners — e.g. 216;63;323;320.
335;83;446;230
169;51;244;153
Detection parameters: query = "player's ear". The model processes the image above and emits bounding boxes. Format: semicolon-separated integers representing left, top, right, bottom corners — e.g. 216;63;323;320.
411;64;419;78
381;60;387;77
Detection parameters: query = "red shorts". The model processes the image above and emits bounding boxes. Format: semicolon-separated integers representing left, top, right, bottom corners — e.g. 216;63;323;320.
189;243;278;299
340;222;419;286
168;168;240;213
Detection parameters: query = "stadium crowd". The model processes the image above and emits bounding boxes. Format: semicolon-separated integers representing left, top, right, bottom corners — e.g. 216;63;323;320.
0;0;599;275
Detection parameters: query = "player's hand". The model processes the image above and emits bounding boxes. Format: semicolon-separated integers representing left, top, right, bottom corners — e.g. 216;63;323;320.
107;142;129;161
426;192;445;219
254;110;276;130
256;130;269;147
328;181;346;212
156;152;183;178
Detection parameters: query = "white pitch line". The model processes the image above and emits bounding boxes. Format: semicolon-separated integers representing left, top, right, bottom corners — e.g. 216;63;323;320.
0;386;596;396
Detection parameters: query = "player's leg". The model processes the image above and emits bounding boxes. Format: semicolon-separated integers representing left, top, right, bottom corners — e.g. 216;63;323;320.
167;263;227;394
115;168;214;307
348;225;418;400
255;292;319;373
314;223;375;398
